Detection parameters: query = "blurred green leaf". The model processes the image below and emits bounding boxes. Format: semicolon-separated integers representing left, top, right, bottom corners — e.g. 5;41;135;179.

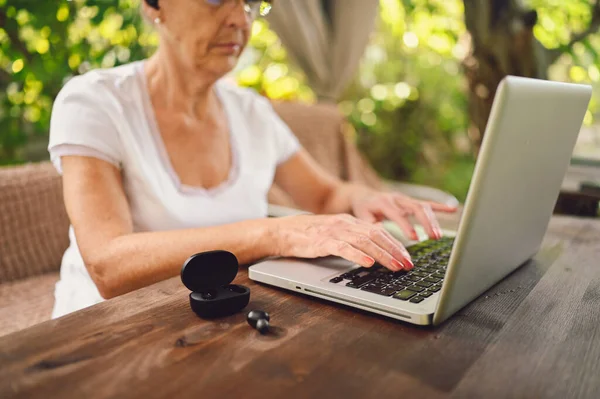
0;0;599;201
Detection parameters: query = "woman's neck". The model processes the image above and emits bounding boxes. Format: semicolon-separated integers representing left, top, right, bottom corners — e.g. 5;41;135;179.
143;50;220;120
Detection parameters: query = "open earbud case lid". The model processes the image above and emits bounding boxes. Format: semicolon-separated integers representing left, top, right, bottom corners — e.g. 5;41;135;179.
180;250;240;292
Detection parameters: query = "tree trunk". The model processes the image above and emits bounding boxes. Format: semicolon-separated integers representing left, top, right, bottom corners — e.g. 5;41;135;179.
462;0;549;153
462;0;600;154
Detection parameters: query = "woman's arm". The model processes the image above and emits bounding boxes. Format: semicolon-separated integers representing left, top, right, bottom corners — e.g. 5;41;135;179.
62;156;277;299
274;149;457;240
62;155;414;300
272;148;356;215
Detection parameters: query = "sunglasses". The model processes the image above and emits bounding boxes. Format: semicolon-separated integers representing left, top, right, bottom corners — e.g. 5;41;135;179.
204;0;273;18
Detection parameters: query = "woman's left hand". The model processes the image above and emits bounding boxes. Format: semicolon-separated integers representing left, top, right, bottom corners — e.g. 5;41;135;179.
350;189;457;241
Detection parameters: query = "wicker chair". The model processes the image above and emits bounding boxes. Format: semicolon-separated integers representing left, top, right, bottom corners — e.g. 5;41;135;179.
0;101;458;337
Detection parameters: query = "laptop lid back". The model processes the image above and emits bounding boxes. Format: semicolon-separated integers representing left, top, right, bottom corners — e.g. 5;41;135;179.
433;76;592;325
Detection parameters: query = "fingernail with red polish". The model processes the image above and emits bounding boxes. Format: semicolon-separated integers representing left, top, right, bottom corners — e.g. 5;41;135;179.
391;259;403;271
364;256;375;266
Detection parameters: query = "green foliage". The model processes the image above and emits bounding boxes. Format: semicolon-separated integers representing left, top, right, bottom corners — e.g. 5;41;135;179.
233;0;600;201
234;20;315;102
0;0;154;164
234;0;477;200
340;0;474;200
1;0;599;201
529;0;600;125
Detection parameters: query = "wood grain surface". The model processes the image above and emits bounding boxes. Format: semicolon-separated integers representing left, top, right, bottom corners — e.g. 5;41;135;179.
0;215;599;399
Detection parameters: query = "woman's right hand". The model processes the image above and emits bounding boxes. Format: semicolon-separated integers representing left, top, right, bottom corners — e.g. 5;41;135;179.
271;214;414;271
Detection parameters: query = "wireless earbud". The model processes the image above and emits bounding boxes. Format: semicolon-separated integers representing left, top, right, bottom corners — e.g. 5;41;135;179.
181;251;250;319
145;0;159;10
247;310;270;334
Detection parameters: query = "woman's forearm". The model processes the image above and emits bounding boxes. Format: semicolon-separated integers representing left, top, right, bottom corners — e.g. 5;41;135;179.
85;218;279;299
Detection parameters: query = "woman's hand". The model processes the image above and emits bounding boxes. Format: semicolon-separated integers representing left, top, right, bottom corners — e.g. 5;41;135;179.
350;189;458;241
272;214;414;271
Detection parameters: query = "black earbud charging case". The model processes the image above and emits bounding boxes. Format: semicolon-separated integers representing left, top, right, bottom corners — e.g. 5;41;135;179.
180;251;250;318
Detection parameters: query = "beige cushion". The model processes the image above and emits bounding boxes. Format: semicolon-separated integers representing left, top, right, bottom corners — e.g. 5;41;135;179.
268;100;382;208
0;162;70;283
0;272;59;337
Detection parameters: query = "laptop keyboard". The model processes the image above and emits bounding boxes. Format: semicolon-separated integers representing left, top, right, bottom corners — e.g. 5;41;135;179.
328;236;454;303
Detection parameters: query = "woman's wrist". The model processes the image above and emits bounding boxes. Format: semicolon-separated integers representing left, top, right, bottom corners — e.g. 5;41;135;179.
347;183;377;208
258;217;285;259
325;182;376;215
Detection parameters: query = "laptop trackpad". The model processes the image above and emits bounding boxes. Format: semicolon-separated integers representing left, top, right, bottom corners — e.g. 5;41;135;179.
250;256;355;282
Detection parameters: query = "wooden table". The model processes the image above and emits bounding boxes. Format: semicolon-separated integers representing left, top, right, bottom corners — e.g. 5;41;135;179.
1;215;600;398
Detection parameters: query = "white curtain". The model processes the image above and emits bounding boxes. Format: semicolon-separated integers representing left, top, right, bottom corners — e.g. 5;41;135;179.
267;0;380;102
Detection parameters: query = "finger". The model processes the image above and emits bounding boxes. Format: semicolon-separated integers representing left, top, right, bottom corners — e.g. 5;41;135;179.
423;201;458;213
361;222;413;269
353;207;378;224
369;228;414;270
410;203;442;240
377;224;414;268
377;201;419;241
324;240;375;268
343;231;403;272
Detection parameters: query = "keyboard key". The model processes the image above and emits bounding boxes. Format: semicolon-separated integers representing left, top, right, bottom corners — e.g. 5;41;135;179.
406;275;421;282
432;272;446;279
345;267;372;278
424;277;441;283
375;275;394;283
415;280;433;288
361;285;398;296
368;281;387;289
329;276;343;283
412;271;428;277
388;285;406;292
410;297;424;304
406;285;425;293
388;279;406;286
390;277;407;284
382;287;400;296
420;291;433;298
393;289;417;301
428;285;441;292
346;274;376;288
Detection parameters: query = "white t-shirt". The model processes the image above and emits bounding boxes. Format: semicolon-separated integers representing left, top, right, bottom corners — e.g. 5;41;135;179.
48;60;300;318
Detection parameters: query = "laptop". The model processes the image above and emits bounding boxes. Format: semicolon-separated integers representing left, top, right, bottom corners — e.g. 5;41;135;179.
249;76;592;326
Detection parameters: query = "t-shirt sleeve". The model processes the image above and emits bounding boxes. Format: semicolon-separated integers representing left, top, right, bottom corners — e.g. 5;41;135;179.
48;75;123;174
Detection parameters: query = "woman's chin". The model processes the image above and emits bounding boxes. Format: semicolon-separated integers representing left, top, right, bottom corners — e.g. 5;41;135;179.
194;58;238;79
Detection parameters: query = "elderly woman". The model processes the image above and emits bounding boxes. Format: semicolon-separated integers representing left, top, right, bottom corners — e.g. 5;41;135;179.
48;0;456;318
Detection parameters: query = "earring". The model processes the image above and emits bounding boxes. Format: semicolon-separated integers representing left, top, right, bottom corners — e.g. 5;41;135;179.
154;17;161;24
